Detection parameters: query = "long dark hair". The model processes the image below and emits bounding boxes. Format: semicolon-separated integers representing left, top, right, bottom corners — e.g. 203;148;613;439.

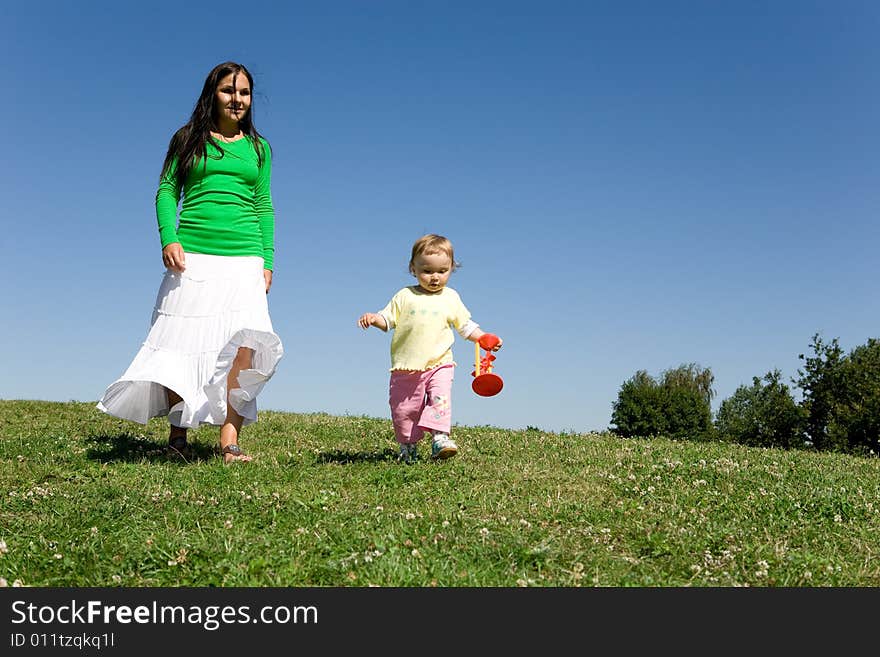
159;61;267;189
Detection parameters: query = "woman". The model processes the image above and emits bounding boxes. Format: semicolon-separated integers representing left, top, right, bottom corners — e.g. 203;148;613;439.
97;61;283;464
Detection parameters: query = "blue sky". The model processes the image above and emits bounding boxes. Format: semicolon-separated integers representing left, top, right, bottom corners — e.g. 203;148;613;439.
3;0;878;435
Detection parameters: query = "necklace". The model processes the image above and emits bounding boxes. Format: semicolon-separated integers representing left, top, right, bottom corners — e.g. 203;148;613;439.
211;131;243;143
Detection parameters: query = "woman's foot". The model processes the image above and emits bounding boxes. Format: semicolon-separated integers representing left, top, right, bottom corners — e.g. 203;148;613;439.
221;443;252;465
167;428;189;456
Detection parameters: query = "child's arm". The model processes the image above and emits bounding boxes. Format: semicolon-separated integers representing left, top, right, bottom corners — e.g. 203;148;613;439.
358;312;388;331
467;328;503;351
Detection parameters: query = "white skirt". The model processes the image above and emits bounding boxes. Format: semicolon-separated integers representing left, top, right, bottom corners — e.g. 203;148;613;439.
97;253;284;428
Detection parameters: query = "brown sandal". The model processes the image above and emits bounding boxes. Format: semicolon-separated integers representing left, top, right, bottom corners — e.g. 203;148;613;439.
221;443;252;464
167;433;190;457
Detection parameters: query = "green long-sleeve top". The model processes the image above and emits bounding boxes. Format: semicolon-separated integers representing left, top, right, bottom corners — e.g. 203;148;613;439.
155;136;275;270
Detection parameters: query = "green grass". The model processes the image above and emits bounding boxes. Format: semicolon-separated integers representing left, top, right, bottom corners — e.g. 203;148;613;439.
1;399;878;587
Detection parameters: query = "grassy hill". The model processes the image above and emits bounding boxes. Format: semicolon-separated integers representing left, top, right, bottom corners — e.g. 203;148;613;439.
1;399;878;586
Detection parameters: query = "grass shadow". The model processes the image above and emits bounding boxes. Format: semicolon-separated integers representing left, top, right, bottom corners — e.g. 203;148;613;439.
316;448;397;464
85;433;217;465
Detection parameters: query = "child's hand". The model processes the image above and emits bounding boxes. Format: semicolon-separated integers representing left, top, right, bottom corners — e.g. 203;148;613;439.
479;333;503;351
358;313;378;330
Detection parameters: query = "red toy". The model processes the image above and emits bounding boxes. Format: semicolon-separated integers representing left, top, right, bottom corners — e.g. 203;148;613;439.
472;333;503;397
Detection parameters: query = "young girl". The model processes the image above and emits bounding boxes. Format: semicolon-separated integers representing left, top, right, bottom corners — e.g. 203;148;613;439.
357;234;503;462
97;61;283;464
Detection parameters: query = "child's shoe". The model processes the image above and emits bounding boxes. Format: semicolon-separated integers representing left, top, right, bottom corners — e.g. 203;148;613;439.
397;443;418;464
431;433;458;460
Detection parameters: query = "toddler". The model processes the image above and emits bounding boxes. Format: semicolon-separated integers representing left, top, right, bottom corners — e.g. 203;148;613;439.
357;234;503;462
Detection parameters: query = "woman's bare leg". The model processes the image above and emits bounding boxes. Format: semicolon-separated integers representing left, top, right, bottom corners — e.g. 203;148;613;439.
220;347;254;463
166;388;188;447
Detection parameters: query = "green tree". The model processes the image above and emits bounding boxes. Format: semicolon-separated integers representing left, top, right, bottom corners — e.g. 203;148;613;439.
610;370;666;438
795;334;880;454
661;363;715;408
715;369;804;448
795;334;844;451
611;364;714;440
825;339;880;454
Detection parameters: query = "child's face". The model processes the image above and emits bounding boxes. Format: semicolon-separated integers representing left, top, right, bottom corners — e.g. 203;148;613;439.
412;251;452;293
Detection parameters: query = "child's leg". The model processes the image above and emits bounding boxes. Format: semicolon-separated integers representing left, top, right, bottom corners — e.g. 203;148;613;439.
417;364;454;437
389;371;428;444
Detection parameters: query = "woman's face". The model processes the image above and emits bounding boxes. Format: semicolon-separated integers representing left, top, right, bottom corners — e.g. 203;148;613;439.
213;71;251;126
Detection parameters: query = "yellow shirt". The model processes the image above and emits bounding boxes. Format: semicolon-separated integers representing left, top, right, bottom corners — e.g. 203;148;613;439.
379;286;472;371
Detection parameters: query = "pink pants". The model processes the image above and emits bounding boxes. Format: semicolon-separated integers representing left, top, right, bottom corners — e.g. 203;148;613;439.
389;364;455;445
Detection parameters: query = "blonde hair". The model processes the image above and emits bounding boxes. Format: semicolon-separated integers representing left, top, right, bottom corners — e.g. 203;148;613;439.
409;234;460;274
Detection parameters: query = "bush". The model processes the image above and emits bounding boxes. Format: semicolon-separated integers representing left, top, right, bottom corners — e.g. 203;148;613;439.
611;364;714;440
715;369;804;448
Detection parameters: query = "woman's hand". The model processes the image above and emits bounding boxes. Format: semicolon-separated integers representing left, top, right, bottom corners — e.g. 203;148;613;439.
264;269;273;294
162;243;186;273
